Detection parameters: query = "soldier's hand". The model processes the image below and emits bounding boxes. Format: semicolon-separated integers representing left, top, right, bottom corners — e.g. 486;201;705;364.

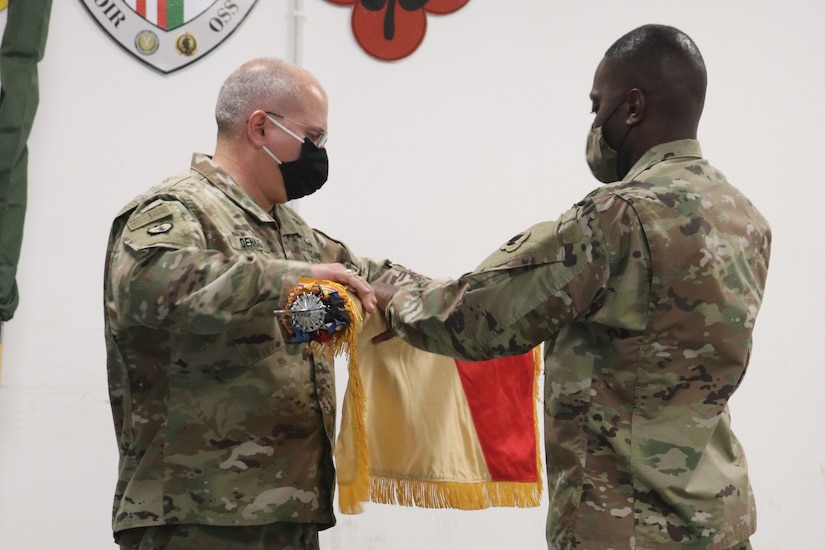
309;263;377;313
372;282;398;312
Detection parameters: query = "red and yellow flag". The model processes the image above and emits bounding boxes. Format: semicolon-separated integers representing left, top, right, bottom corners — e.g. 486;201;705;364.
337;313;543;514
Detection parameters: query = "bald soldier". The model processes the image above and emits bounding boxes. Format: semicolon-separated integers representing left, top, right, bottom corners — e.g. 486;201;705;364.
103;58;390;549
376;24;771;549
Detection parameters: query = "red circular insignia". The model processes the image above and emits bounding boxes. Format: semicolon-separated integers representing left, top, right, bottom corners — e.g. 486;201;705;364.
325;0;470;61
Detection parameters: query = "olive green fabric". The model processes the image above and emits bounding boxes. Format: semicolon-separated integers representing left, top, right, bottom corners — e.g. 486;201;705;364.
0;0;53;321
117;523;320;550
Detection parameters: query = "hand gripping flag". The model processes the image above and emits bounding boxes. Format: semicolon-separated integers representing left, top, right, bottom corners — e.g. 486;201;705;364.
278;277;362;350
280;278;543;515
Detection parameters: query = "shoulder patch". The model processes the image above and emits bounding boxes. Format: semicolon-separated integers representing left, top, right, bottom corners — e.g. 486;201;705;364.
500;231;531;253
127;202;173;231
122;200;197;251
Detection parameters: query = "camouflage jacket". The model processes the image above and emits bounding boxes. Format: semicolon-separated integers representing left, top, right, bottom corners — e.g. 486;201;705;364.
103;153;390;534
386;140;771;549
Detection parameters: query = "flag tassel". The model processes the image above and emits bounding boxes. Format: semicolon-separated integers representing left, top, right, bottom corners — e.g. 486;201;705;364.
368;475;543;510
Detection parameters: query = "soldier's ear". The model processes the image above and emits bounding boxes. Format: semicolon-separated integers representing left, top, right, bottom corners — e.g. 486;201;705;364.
247;110;268;146
625;88;645;125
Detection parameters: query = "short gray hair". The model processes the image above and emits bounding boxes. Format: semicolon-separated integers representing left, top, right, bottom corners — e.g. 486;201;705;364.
214;58;321;138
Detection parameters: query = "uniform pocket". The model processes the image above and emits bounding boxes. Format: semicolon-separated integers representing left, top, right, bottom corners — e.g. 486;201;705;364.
281;232;322;263
228;316;284;366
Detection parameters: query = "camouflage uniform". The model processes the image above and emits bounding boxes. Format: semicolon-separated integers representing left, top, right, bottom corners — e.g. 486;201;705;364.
117;523;319;550
103;153;390;544
386;140;771;549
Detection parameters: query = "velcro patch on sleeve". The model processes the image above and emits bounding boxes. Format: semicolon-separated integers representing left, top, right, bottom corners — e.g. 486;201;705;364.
500;231;531;253
123;201;197;251
126;201;173;231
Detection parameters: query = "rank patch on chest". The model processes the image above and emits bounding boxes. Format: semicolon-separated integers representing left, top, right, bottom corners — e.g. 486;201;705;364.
146;222;173;235
500;230;531;252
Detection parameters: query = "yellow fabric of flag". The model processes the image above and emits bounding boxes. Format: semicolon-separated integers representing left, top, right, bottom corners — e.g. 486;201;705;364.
336;313;543;514
281;278;543;515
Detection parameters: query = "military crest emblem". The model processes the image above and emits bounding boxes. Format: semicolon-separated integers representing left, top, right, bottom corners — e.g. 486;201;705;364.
81;1;259;74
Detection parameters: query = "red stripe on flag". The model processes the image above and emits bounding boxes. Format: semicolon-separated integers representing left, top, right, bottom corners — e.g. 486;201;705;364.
157;0;167;29
455;352;538;482
136;0;146;16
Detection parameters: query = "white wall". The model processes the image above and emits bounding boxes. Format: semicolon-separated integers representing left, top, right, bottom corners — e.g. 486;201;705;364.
1;1;822;549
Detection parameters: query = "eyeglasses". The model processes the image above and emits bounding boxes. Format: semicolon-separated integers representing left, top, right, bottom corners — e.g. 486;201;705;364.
266;111;328;148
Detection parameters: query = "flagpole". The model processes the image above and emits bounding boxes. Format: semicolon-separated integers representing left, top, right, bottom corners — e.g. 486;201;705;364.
291;0;304;67
290;0;305;215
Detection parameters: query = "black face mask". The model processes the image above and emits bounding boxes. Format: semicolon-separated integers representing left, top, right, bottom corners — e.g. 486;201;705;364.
263;113;330;201
278;139;329;200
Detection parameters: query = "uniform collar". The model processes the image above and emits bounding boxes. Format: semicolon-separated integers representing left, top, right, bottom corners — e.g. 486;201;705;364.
190;152;277;223
622;139;703;182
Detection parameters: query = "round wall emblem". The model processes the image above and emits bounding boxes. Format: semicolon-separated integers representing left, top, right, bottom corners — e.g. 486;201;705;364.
134;30;159;56
175;32;198;57
80;1;259;74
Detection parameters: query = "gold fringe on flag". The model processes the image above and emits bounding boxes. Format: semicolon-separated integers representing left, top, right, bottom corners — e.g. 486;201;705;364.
282;277;363;360
336;312;544;514
285;278;544;514
352;345;544;512
368;475;543;510
282;278;370;513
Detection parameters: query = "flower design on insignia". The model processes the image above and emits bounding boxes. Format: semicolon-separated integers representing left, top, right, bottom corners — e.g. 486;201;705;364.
325;0;470;61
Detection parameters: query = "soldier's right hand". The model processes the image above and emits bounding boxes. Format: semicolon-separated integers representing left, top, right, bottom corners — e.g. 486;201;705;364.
309;263;377;313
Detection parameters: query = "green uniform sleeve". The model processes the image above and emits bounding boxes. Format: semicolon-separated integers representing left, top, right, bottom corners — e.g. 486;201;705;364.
312;227;393;283
386;200;611;360
107;199;312;334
